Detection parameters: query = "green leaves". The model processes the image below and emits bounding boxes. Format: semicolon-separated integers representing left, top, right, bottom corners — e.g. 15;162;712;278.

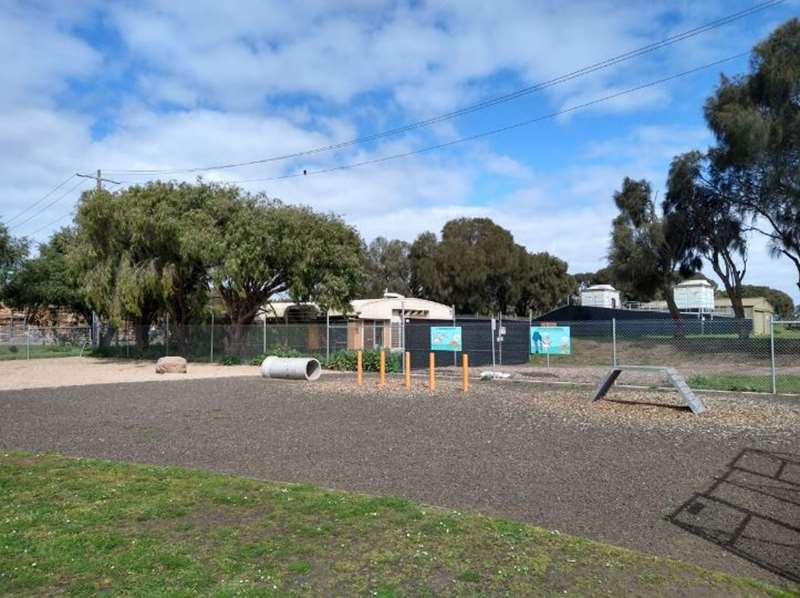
410;218;575;316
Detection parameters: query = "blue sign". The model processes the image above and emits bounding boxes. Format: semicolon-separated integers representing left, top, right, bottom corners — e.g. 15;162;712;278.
530;326;571;355
431;326;463;352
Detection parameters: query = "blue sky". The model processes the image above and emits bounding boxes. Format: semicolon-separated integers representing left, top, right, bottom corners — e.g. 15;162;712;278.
2;0;799;300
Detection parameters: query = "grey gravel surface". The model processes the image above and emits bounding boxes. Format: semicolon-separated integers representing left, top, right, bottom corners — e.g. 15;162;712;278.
0;375;797;587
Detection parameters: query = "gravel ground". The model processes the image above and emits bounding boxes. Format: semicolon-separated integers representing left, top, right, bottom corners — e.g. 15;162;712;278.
0;374;797;587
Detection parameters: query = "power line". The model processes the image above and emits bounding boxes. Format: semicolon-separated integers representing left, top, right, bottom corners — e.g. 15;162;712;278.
3;174;77;226
104;0;783;176
193;52;752;185
9;179;88;233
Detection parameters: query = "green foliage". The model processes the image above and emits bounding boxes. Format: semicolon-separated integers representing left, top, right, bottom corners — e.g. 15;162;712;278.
703;18;800;290
248;346;306;365
213;198;365;354
360;236;412;297
664;151;748;318
0;223;29;299
607;178;698;317
321;349;400;372
410;218;575;315
4;228;92;323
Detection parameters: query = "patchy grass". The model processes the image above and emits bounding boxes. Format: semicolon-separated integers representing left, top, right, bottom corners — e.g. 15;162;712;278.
689;373;800;394
0;452;794;597
0;345;86;361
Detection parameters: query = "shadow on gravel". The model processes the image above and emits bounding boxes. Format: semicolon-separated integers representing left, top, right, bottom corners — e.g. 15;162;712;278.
667;448;800;583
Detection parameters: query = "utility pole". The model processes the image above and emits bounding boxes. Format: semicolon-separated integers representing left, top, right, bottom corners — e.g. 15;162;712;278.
76;169;120;192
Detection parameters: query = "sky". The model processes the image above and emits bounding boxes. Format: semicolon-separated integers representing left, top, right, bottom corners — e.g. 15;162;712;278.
1;0;799;300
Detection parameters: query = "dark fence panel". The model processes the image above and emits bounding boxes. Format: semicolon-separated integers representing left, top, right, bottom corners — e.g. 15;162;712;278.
404;318;529;369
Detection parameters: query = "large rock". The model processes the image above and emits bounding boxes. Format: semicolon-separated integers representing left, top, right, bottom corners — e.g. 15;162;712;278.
155;356;188;374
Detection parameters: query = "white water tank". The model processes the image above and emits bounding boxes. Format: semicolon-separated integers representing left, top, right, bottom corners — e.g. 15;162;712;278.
674;279;715;312
580;284;621;309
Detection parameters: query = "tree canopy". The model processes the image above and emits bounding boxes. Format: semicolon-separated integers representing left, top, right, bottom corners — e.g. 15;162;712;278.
0;223;29;300
360;237;413;298
607;177;698;318
411;218;575;315
703;18;800;290
4;228;91;324
70;181;365;351
664;151;748;318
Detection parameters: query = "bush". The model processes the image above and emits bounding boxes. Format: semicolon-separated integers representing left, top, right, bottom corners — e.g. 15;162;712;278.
248;346;306;366
321;349;400;373
8;345;18;353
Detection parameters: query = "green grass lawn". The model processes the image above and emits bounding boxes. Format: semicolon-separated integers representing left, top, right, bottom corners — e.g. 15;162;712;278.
689;373;800;394
0;345;86;361
1;453;795;597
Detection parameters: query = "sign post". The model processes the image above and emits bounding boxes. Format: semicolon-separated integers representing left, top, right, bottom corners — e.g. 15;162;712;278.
530;324;571;370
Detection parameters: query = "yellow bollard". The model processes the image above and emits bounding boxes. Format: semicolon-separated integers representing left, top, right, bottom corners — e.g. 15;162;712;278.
356;350;363;385
462;353;469;392
429;352;436;391
404;352;411;389
379;350;386;387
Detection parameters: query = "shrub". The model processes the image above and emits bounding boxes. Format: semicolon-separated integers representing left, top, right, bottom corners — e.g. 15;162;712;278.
321;349;400;373
7;345;18;353
248;346;306;365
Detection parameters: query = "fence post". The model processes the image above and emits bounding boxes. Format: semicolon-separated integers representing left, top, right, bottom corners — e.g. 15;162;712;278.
770;316;777;394
429;352;436;391
452;305;457;367
210;310;215;363
326;311;330;361
462;354;469;392
165;314;170;356
379;350;386;387
490;317;496;370
25;321;30;360
263;317;267;355
404;352;411;389
356;350;363;386
612;318;617;367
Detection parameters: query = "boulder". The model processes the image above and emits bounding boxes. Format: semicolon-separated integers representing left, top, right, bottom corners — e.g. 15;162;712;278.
155;356;188;374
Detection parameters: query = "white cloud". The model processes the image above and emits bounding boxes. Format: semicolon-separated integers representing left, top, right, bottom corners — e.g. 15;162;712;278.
2;0;798;304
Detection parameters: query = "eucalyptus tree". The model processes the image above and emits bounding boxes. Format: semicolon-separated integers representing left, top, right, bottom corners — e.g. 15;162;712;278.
607;177;698;319
665;151;748;319
704;18;800;290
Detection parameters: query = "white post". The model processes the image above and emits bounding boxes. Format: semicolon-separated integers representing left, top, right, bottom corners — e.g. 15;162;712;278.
25;320;30;360
770;316;777;394
263;316;267;354
326;310;330;361
612;318;617;367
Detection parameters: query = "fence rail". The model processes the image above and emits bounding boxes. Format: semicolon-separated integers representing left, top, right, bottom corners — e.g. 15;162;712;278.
1;317;797;394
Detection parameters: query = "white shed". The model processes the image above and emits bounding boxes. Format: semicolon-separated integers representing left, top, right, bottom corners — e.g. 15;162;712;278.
674;279;715;312
580;284;621;309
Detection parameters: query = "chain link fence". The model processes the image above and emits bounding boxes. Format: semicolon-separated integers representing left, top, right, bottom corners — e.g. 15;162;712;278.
3;315;798;394
0;324;91;360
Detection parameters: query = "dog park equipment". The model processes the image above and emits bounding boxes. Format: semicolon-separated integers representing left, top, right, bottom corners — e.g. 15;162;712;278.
429;353;436;391
404;352;411;388
592;365;706;415
155;356;187;374
462;354;469;392
260;356;321;381
356;351;363;385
